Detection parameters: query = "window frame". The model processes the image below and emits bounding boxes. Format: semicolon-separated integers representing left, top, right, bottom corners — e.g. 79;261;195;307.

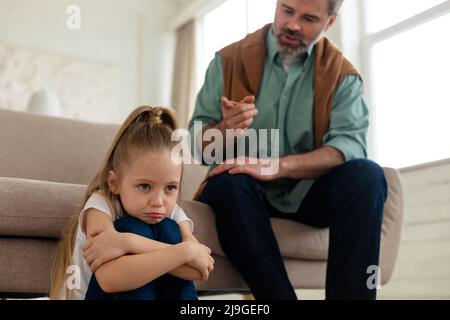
361;0;450;167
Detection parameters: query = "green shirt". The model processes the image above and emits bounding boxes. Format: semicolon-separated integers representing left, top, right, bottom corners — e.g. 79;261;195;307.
188;31;369;213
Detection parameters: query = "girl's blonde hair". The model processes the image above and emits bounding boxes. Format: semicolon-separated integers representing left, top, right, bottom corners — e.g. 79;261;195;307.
49;106;178;299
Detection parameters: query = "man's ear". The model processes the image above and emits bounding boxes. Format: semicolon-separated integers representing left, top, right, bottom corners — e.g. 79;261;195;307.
325;14;338;31
108;170;119;195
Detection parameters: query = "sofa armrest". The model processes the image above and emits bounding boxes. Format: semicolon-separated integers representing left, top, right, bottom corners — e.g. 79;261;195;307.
380;167;404;284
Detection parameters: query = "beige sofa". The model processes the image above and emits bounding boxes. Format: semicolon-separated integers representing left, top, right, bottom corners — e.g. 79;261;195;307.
0;108;404;298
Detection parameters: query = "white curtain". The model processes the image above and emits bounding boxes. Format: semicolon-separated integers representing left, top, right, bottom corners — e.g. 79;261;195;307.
171;20;197;129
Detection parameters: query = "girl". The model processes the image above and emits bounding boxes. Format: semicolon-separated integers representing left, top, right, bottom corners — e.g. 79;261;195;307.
50;106;214;300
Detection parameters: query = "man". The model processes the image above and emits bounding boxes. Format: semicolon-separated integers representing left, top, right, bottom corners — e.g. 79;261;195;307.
188;0;387;300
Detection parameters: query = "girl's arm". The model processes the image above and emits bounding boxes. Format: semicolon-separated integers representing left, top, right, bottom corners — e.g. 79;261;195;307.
118;232;203;281
83;209;166;266
178;220;199;243
95;242;196;293
126;221;204;281
83;209;202;281
123;221;203;280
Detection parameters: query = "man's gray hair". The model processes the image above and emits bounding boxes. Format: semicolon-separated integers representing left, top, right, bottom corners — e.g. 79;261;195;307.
328;0;344;16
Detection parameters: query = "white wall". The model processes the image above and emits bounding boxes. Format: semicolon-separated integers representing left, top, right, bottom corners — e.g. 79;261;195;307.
0;0;180;123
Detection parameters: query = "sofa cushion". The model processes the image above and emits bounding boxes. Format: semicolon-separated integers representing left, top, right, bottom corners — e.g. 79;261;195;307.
0;167;403;263
181;167;404;263
179;200;329;261
0;177;85;239
0;177;329;260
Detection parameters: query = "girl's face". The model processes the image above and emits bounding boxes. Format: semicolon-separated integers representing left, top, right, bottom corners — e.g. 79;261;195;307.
108;149;182;224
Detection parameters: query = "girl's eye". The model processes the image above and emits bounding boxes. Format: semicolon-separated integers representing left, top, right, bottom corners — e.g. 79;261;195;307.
166;185;178;192
138;184;150;191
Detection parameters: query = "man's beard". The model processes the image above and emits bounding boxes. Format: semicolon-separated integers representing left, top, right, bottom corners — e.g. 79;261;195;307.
272;25;322;59
275;30;307;58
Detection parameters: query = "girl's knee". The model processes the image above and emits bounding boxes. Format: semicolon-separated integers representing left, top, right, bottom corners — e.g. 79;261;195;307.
157;218;182;244
114;216;155;239
113;282;157;300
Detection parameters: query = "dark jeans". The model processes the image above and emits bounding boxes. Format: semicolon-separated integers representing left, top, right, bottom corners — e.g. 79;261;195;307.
199;159;387;300
85;216;198;300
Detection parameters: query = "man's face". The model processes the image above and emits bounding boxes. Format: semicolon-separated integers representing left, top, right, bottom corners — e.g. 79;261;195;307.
273;0;337;57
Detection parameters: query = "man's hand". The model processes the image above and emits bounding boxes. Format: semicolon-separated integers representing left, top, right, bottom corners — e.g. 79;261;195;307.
209;156;282;181
82;229;128;272
220;95;258;134
200;95;259;159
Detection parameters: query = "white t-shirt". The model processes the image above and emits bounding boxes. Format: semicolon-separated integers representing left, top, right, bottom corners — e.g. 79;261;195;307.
69;192;194;300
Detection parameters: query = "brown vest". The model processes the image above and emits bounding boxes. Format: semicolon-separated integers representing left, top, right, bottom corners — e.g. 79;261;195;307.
218;23;361;149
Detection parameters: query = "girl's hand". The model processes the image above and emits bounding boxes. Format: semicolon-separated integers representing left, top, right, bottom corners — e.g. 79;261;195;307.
183;242;215;281
82;229;128;272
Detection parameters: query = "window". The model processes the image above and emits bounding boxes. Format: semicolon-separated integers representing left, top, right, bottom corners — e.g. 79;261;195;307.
364;0;450;168
197;0;277;92
247;0;277;33
365;0;447;33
